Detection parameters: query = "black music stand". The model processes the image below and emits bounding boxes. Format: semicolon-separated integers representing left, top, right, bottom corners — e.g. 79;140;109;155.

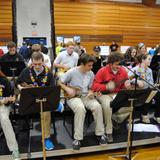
19;86;60;160
0;61;26;96
0;61;26;77
110;88;157;160
111;89;154;114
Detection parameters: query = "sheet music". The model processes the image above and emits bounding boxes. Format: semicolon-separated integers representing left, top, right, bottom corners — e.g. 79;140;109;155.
132;123;160;133
120;46;130;54
100;46;110;56
145;90;157;103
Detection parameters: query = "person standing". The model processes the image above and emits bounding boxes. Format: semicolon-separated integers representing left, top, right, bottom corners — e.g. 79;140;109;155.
109;40;119;52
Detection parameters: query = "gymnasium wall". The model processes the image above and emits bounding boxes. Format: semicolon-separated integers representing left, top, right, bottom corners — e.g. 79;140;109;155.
54;1;160;53
0;0;12;46
1;0;160;54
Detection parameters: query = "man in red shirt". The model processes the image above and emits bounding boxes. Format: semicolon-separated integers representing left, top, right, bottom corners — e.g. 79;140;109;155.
92;52;131;143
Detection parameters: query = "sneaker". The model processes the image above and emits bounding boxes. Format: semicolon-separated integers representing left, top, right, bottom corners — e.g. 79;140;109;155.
142;115;150;123
72;139;81;150
12;150;20;160
57;102;64;113
107;134;113;143
98;135;107;145
154;117;160;124
44;138;55;151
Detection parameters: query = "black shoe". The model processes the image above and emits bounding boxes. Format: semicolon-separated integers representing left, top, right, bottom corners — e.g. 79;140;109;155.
98;135;107;145
72;139;81;150
107;134;113;143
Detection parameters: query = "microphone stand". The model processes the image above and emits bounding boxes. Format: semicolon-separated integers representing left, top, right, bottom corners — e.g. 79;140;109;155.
111;64;160;160
124;65;160;160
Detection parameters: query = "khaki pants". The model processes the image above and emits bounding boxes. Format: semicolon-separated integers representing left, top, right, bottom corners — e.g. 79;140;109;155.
67;96;105;140
97;94;114;134
43;111;51;138
0;105;18;152
112;107;131;123
97;94;131;134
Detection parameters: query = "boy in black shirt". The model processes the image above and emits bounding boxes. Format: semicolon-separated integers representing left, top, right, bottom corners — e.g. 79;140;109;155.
17;51;55;151
0;41;24;62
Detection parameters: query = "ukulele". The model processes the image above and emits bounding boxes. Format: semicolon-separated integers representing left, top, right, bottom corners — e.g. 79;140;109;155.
58;81;81;98
0;96;16;105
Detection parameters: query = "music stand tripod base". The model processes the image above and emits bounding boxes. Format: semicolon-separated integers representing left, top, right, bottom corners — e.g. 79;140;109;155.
110;99;134;160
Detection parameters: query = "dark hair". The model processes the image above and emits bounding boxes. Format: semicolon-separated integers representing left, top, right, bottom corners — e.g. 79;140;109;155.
6;41;16;49
124;46;137;60
79;53;96;65
93;46;101;53
155;47;160;55
107;52;123;64
136;54;150;63
31;51;44;62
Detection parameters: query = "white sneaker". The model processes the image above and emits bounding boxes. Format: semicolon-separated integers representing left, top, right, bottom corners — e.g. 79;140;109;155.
142;115;150;123
155;117;160;124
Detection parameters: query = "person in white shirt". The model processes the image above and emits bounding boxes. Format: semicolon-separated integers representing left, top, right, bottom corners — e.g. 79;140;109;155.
53;41;79;77
28;44;51;68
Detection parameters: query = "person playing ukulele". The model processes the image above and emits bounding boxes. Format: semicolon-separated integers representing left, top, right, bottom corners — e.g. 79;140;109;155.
92;52;131;143
59;54;107;150
0;71;20;160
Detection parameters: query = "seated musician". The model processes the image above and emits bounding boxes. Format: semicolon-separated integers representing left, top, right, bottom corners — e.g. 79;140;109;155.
28;44;51;69
123;46;138;68
53;41;79;77
0;41;24;62
91;52;131;143
16;51;56;151
0;71;20;160
150;47;160;82
127;54;158;123
0;41;25;86
59;54;107;150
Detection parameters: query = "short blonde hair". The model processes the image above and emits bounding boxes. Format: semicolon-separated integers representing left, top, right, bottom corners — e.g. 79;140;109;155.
31;44;41;52
66;41;75;47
